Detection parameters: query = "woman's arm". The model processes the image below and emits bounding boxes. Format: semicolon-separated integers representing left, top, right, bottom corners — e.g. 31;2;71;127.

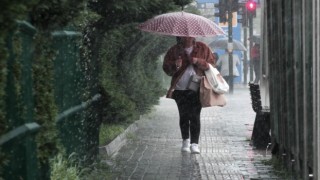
163;47;179;76
192;43;215;70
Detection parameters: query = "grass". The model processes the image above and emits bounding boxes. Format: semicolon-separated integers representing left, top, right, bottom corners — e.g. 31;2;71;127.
78;157;115;180
50;152;118;180
99;123;126;145
50;153;80;180
51;120;139;179
261;156;293;179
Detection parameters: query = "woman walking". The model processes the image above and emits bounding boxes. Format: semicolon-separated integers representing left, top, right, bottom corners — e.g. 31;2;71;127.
162;37;216;154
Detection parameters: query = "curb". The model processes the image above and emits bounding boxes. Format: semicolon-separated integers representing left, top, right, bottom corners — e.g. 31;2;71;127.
98;119;141;157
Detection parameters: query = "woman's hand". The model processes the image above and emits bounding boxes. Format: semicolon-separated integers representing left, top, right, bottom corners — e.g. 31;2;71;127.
191;57;198;64
175;56;182;68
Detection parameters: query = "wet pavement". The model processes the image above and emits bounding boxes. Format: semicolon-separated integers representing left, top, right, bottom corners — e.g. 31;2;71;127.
104;86;281;180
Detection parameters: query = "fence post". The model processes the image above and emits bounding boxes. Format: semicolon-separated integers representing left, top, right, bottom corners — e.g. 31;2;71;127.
3;21;39;179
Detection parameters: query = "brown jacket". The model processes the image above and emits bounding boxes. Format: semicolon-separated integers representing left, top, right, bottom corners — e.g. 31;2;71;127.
163;41;216;98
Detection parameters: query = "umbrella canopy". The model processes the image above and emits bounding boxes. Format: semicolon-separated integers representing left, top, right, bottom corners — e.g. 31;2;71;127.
209;37;247;51
248;35;260;44
138;11;226;37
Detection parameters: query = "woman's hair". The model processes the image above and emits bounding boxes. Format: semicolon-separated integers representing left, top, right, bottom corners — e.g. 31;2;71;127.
175;37;196;58
176;37;196;45
176;37;183;58
176;37;182;45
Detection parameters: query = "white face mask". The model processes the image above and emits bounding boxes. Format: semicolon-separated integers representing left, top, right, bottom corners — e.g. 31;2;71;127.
184;46;193;56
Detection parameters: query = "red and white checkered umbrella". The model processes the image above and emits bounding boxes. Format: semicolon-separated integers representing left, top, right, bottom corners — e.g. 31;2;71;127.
138;11;226;37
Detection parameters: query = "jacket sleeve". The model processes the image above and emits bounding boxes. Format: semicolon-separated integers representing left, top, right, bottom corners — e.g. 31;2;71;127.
163;47;178;76
194;43;215;71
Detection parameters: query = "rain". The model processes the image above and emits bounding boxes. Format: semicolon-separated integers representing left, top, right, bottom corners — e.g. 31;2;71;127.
0;0;319;180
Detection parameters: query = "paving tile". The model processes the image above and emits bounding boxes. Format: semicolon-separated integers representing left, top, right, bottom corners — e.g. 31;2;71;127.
105;88;281;179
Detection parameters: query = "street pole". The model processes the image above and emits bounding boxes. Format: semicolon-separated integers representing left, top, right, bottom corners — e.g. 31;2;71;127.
243;27;248;85
228;0;234;94
249;13;254;82
243;6;248;85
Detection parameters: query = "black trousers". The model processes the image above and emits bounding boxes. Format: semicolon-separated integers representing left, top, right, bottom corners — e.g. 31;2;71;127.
172;90;202;144
253;60;261;83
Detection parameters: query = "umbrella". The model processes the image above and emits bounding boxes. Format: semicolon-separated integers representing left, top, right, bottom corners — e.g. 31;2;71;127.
196;35;225;45
209;37;247;51
138;11;226;37
248;35;260;44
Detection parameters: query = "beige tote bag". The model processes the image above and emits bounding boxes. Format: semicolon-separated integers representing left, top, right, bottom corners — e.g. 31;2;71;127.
200;76;227;107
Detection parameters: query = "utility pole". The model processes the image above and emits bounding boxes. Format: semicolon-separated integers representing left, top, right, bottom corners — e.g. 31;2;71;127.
215;0;238;93
238;2;248;85
245;0;257;82
228;0;234;94
243;27;248;84
249;14;253;82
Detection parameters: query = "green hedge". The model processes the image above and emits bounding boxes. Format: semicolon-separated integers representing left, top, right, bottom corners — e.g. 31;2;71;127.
32;34;59;167
0;0;87;177
97;25;175;124
0;0;195;178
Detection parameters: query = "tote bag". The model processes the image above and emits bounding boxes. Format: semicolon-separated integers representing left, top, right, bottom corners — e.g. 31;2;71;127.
200;76;227;107
204;64;229;94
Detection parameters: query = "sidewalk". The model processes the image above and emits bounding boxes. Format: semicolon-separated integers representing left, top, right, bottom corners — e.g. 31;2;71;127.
105;87;280;180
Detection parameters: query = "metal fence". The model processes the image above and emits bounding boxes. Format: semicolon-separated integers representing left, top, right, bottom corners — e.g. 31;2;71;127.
0;21;101;179
2;21;39;179
260;0;319;179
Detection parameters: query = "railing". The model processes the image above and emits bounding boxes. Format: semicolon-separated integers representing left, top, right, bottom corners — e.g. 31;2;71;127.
1;21;102;179
55;93;101;160
0;93;101;179
0;123;40;146
55;94;101;123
